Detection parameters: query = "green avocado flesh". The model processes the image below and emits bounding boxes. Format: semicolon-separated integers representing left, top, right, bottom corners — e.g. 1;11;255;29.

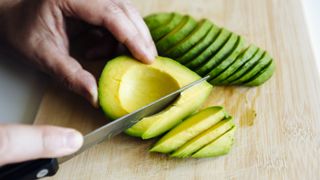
146;12;275;86
150;107;227;153
98;56;212;139
192;126;236;158
171;117;234;158
156;16;197;53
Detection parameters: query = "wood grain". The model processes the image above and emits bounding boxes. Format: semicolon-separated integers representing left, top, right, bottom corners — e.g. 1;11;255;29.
34;0;320;179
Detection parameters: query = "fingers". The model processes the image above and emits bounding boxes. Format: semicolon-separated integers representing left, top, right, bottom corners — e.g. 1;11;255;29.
114;0;158;57
60;0;157;63
50;52;99;107
0;124;83;166
37;39;98;106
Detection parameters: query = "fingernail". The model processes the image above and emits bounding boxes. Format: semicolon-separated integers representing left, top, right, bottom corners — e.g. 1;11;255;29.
141;47;155;64
65;131;83;150
89;85;98;108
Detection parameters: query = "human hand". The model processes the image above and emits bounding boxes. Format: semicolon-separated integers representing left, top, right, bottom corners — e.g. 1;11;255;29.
1;0;157;107
0;124;83;166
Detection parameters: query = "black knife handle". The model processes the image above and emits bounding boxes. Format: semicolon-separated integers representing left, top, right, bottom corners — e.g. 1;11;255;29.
0;158;59;180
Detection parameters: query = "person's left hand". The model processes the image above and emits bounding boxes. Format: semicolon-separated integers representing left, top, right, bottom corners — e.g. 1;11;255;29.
1;0;157;107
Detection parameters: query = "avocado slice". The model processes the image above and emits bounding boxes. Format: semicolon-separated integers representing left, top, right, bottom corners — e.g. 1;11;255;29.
185;28;231;69
99;56;212;139
164;19;213;58
207;36;245;81
156;16;197;53
244;60;275;86
144;13;173;31
150;107;226;153
150;13;184;41
210;45;259;85
231;52;272;85
224;48;264;84
195;33;239;76
192;126;236;158
171;117;234;158
176;24;220;64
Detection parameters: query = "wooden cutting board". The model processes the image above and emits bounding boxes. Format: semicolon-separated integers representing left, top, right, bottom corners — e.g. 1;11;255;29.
34;0;320;179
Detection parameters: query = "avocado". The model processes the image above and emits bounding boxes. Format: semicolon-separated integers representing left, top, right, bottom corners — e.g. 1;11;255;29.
245;60;275;86
185;28;231;69
144;13;173;31
192;126;236;158
232;52;272;85
145;12;275;86
164;19;213;58
151;13;184;41
195;33;239;76
210;45;259;85
150;107;226;153
223;48;265;84
176;24;220;64
156;16;197;53
207;36;245;81
99;56;212;139
171;117;234;158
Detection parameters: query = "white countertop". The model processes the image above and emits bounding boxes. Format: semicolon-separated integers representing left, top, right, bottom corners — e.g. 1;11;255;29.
1;0;320;124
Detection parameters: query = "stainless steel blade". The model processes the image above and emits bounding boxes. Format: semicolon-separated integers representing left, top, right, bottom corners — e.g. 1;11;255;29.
58;75;210;163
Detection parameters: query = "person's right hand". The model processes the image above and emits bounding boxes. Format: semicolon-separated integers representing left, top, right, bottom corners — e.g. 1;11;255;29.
1;0;157;107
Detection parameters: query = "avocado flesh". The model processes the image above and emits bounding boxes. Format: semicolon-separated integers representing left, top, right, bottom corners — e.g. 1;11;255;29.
208;36;245;81
156;16;197;53
232;52;272;85
224;48;264;84
175;25;220;65
192;126;236;158
99;56;212;139
186;28;231;69
151;13;184;41
150;107;226;153
144;13;173;31
211;45;259;85
171;117;234;158
164;19;213;58
195;33;238;76
245;60;275;86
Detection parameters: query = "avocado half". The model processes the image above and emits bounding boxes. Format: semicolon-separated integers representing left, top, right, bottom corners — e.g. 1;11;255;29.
98;56;213;139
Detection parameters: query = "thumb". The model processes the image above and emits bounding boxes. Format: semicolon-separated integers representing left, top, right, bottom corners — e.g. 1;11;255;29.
0;124;83;166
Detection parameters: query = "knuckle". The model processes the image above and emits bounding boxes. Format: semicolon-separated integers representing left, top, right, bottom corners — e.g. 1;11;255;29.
104;1;122;15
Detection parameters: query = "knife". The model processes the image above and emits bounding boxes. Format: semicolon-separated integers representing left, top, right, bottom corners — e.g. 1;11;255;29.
0;75;210;180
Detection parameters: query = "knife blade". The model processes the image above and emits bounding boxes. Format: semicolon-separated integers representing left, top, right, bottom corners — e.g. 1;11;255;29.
0;75;210;180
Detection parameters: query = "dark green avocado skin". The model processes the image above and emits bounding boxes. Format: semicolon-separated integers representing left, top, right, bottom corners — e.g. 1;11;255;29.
145;12;275;86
